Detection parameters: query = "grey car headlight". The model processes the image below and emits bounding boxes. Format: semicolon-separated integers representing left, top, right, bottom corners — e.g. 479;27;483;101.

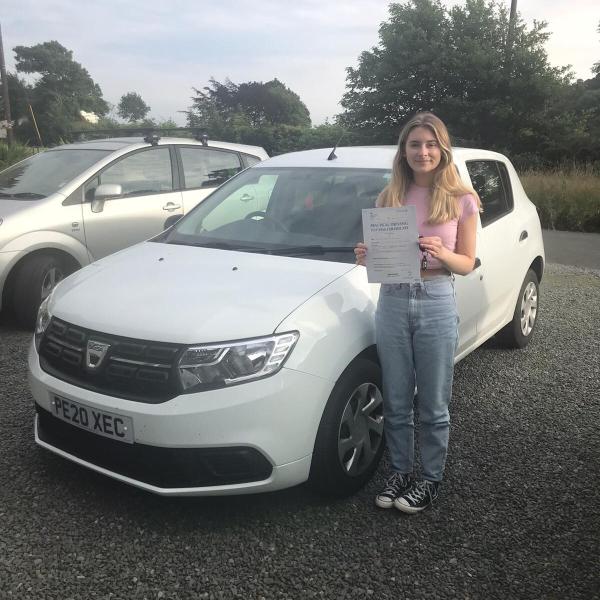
34;294;53;351
178;332;299;392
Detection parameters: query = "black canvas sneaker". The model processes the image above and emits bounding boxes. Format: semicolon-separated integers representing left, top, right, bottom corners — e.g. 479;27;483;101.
394;479;439;513
375;472;412;509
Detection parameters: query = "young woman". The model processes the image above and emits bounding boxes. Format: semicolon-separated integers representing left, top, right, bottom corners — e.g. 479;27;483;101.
354;112;480;513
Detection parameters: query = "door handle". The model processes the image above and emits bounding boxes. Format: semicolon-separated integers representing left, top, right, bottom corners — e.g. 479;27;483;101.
162;202;182;212
519;230;528;241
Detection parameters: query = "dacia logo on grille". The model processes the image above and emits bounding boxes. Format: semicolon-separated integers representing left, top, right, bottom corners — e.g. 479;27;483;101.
86;340;110;370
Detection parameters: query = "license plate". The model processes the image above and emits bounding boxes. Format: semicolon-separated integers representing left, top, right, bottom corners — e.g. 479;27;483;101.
50;395;134;444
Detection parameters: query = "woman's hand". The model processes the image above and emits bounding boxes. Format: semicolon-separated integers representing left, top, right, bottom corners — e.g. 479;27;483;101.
354;242;368;266
418;236;449;263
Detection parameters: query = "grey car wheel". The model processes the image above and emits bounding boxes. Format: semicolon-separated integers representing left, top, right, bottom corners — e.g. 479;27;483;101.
309;358;385;496
519;280;538;337
497;268;540;349
13;254;73;329
337;382;384;477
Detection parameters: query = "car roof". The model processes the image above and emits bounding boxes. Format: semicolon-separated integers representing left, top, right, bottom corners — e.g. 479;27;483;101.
257;146;509;169
50;137;268;157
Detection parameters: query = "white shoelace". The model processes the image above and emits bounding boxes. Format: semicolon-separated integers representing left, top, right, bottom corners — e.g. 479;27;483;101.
404;480;432;504
382;473;407;496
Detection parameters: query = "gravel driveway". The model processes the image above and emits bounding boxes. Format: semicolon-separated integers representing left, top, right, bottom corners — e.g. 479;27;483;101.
0;263;598;600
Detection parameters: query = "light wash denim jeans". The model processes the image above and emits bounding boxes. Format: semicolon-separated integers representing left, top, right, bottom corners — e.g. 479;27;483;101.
375;277;458;482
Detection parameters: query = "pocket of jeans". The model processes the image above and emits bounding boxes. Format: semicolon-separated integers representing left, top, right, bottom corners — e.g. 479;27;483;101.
423;281;453;299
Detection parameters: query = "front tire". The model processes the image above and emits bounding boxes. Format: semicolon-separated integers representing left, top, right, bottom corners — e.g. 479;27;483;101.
13;254;71;329
309;358;384;497
496;269;539;349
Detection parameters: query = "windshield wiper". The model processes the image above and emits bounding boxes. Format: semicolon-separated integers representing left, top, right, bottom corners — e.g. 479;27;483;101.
267;245;356;256
166;239;264;252
0;192;47;199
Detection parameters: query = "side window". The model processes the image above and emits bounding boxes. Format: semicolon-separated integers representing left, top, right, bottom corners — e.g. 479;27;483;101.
180;148;242;189
84;147;173;200
466;160;513;226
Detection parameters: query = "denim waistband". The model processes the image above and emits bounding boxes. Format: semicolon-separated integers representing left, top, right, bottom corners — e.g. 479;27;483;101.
421;274;452;281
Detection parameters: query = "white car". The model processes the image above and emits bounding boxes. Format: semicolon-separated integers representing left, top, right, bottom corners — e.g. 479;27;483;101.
28;146;544;497
0;134;268;327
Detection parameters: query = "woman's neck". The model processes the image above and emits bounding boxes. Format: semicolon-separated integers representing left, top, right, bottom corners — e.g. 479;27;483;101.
412;173;435;188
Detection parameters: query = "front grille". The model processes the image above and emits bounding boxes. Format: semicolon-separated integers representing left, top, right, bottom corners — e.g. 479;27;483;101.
39;318;184;403
37;406;273;489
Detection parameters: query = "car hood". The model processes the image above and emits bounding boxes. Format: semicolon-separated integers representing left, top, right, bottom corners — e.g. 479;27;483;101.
50;242;355;343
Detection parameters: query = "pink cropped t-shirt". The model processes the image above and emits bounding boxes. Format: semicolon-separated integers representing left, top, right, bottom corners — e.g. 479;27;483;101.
405;184;479;270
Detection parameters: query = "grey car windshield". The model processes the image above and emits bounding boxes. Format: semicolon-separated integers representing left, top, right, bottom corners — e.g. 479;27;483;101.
163;167;390;262
0;149;111;199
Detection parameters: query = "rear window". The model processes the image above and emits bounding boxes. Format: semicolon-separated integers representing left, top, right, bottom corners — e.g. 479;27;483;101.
0;149;111;199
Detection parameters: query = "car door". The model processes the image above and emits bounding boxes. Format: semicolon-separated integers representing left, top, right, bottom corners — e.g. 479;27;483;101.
451;161;486;357
177;146;244;213
465;159;520;338
82;146;183;260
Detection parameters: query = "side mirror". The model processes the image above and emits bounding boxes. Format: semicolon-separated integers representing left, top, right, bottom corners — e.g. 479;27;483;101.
91;184;122;213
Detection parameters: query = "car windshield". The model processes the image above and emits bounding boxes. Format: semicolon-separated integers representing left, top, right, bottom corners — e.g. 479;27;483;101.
162;167;390;263
0;149;111;199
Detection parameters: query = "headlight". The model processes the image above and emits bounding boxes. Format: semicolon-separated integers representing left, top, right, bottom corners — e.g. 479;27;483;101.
178;332;299;392
34;294;53;351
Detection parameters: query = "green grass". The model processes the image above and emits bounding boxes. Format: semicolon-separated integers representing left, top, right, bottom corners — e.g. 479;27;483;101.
0;142;36;171
521;166;600;233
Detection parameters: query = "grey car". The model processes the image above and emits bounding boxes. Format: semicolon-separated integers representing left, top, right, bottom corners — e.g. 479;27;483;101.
0;135;268;327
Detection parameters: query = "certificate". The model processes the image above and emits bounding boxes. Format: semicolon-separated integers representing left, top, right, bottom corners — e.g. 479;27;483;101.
361;206;421;284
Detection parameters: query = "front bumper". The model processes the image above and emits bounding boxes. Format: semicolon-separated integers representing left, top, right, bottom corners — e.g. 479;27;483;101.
28;342;332;496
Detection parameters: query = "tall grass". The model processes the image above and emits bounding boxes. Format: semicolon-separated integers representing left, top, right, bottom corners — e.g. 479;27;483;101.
0;142;36;171
521;166;600;233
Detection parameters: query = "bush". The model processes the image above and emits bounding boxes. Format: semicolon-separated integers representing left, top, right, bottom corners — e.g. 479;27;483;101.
0;141;36;170
521;166;600;233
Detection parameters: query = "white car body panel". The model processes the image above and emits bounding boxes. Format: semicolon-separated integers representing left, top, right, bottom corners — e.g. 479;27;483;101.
49;242;353;343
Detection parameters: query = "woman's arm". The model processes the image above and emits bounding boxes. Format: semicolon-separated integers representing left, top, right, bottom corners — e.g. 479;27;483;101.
419;212;478;275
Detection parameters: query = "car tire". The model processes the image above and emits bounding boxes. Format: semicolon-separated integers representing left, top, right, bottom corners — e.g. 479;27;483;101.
13;254;71;329
496;269;539;349
309;358;385;497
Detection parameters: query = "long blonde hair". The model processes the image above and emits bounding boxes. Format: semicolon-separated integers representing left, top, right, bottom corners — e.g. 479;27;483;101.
378;112;480;223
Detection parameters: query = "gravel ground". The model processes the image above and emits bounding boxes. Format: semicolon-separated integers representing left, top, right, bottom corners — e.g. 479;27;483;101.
0;263;598;600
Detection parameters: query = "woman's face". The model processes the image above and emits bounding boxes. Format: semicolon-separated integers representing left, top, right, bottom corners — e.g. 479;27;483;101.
403;126;442;180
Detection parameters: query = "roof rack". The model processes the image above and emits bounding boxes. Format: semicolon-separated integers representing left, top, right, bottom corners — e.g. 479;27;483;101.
69;127;210;145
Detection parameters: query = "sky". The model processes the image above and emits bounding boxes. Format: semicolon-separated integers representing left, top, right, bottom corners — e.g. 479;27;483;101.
1;0;598;126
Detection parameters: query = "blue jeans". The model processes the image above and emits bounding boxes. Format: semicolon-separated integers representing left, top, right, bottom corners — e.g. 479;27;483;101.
375;277;458;482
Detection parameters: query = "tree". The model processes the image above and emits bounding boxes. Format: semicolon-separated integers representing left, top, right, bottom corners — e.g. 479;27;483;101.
339;0;572;162
0;73;31;124
187;77;311;133
117;92;151;122
12;40;108;144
